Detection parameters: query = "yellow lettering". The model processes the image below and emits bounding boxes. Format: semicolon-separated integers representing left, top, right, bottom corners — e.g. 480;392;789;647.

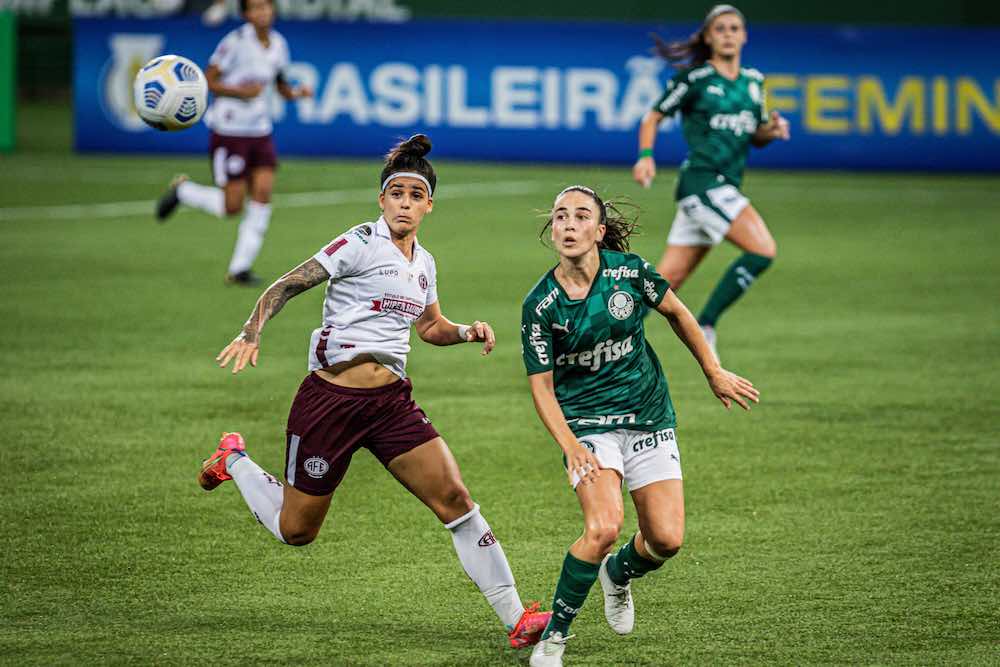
932;77;948;135
856;76;925;135
956;78;1000;134
805;76;850;134
763;75;798;114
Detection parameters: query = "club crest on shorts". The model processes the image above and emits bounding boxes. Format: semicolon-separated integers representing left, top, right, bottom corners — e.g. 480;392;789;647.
303;457;329;478
478;530;497;547
608;291;635;320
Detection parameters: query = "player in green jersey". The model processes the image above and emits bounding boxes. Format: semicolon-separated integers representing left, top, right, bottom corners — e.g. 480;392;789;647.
523;186;759;667
632;4;790;358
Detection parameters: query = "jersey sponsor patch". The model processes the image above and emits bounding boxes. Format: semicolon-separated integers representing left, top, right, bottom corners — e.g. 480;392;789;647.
527;322;550;364
556;335;634;371
535;287;559;315
567;413;638;427
370;293;424;318
324;238;348;255
603;265;639;280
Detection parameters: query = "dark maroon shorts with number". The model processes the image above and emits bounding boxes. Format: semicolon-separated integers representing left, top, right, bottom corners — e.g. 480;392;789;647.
209;131;278;186
284;373;440;496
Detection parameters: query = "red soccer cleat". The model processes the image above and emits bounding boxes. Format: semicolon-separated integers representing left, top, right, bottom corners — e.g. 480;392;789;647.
197;432;246;491
508;602;553;649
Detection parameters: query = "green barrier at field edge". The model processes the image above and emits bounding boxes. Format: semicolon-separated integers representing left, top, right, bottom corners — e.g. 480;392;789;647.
0;11;15;152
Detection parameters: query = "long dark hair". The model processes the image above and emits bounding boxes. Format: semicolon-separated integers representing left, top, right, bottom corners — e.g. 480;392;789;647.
380;134;437;194
541;186;639;254
653;4;745;69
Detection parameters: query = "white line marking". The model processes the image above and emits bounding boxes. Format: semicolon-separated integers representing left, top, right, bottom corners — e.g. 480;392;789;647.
0;180;545;222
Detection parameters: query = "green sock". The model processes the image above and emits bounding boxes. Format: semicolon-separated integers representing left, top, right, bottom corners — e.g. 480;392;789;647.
605;535;664;587
697;252;773;327
542;552;600;639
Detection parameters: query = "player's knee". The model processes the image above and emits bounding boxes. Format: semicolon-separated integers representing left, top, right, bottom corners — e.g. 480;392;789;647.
439;482;474;519
283;526;319;547
224;202;243;216
645;531;683;559
584;518;622;554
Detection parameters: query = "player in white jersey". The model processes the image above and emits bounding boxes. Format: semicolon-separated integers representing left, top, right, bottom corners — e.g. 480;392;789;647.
155;0;312;286
195;135;553;649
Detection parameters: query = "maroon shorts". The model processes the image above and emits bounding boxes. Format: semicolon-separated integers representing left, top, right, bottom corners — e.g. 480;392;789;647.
209;132;278;186
284;373;440;496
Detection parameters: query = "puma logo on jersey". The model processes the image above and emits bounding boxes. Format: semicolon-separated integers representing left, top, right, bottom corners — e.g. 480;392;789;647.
602;266;639;280
551;320;571;333
556;336;634;372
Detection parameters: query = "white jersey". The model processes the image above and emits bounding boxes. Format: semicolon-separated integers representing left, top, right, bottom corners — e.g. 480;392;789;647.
308;217;439;379
204;23;289;138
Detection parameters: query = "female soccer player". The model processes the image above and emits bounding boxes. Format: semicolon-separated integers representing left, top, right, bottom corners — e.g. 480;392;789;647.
522;186;759;666
632;4;790;357
155;0;312;286
199;135;551;647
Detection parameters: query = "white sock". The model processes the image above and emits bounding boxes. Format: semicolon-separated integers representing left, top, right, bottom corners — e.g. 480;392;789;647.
226;454;286;543
227;200;271;275
445;503;525;629
176;180;225;218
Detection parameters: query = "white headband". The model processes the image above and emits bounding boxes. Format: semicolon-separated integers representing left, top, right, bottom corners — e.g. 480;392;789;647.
381;171;433;196
554;185;597;204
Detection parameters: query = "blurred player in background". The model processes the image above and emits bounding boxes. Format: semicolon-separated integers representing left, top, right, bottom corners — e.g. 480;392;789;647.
156;0;312;286
522;186;758;667
632;4;789;358
200;135;552;649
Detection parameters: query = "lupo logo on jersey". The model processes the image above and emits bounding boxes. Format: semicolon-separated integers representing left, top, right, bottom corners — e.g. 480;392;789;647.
100;33;165;131
556;335;634;371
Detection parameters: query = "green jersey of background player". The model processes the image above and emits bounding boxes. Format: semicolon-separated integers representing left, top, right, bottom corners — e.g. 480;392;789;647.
633;4;790;360
522;186;759;667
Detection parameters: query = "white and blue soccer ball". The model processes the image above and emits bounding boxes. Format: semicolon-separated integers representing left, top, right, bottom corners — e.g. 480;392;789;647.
133;55;208;131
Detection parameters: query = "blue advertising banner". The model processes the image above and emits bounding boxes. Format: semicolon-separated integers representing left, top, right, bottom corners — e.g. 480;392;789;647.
74;18;1000;170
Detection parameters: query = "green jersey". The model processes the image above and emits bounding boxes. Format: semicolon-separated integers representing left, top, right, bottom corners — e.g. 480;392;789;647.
520;250;676;437
654;63;768;198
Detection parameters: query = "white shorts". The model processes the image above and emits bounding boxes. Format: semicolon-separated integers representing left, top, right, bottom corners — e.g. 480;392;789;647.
667;185;749;247
570;427;682;491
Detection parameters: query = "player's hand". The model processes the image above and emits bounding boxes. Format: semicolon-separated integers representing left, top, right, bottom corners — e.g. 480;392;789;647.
632;157;656;188
707;368;759;410
565;444;601;487
761;111;790;141
236;82;265;99
216;331;259;374
464;320;496;355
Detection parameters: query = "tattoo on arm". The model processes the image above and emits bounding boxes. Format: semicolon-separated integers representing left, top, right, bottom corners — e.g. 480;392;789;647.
241;258;330;343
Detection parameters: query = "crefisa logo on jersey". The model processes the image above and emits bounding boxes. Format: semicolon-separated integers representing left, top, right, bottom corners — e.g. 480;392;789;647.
303;457;329;478
607;291;634;319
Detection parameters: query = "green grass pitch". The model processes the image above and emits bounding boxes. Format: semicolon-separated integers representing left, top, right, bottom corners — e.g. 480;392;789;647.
1;103;998;665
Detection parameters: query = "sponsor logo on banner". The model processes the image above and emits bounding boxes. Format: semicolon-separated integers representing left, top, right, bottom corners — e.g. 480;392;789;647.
100;33;164;131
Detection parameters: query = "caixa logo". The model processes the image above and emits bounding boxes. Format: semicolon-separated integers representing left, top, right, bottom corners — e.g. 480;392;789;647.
99;33;164;132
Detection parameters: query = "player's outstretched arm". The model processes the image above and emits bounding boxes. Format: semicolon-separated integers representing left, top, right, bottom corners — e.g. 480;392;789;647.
654;289;760;410
414;301;495;355
528;372;601;486
205;64;263;100
217;258;330;374
632;110;664;188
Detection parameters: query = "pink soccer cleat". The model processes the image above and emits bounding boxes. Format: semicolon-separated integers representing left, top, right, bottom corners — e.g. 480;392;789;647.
197;432;246;491
508;602;553;649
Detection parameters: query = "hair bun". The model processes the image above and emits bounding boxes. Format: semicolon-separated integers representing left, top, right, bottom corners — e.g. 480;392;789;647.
387;134;432;162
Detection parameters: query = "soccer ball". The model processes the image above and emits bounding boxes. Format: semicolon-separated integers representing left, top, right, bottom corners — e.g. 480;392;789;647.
133;55;208;131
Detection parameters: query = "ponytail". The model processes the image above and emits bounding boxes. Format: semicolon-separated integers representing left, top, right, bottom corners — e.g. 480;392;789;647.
652;4;745;70
380;134;437;194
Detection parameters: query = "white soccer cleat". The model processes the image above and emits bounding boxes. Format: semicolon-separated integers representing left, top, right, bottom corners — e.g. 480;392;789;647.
529;631;573;667
599;554;635;635
700;324;718;362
